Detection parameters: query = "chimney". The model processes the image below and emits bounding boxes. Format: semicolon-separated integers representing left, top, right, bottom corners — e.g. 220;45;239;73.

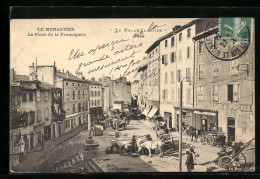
54;61;56;67
91;77;95;82
76;72;83;79
66;70;69;78
32;62;34;67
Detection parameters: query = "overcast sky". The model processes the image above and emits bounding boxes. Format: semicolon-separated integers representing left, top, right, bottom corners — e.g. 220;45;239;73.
10;18;195;82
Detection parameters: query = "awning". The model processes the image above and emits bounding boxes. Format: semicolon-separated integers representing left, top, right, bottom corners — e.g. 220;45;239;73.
147;107;158;118
142;108;150;116
194;111;216;116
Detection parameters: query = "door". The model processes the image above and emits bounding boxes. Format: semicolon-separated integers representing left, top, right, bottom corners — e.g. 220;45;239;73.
71;119;74;130
169;116;172;128
177;114;179;131
79;117;81;125
202;119;208;131
227;117;235;144
30;133;34;150
24;135;29;153
52;123;56;139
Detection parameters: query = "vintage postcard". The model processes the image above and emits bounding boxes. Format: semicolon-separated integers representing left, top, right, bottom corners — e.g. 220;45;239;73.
10;18;255;173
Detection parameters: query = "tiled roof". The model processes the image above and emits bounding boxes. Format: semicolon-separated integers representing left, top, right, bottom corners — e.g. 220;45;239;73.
15;75;29;82
39;82;62;91
56;71;85;82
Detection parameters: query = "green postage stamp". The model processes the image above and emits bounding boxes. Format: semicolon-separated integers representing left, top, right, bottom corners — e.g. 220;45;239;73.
219;18;252;42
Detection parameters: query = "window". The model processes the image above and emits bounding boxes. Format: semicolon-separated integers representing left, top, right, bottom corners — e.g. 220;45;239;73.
72;104;76;113
45;92;49;101
177;88;180;102
231;59;239;75
82;91;85;98
187;46;191;58
171;52;175;62
91;91;94;97
72;91;75;99
29;111;35;125
22;93;27;102
179;33;182;41
171;36;175;47
213;61;221;77
37;110;41;122
228;84;239;102
171;71;174;84
177;70;181;82
94;91;97;96
162;55;165;64
179;50;182;60
91;100;94;106
29;92;33;102
82;84;84;86
162;89;168;101
78;91;80;99
213;85;219;102
82;102;85;111
198;41;204;54
78;83;80;86
187;28;191;38
199;64;204;79
66;90;70;100
45;108;49;121
94;100;97;106
165;40;168;48
78;103;81;112
72;83;74;86
186;68;191;80
165;72;168;84
98;100;100;105
213;36;218;49
197;86;204;101
66;82;68;86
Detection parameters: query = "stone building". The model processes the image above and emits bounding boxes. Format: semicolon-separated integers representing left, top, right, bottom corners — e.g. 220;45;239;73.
193;19;255;144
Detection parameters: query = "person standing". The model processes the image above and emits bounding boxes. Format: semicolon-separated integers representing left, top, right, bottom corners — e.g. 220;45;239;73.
185;151;194;172
131;135;137;153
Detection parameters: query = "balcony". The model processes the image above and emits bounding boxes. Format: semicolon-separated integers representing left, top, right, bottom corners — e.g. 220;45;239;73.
52;110;66;122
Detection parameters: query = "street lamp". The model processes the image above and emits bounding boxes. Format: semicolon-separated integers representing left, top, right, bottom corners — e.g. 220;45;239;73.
179;77;191;172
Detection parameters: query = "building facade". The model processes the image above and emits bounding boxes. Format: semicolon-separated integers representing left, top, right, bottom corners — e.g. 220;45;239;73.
89;80;103;122
193;20;255;144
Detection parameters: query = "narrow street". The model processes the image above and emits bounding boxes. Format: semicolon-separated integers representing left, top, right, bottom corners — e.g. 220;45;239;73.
31;119;230;173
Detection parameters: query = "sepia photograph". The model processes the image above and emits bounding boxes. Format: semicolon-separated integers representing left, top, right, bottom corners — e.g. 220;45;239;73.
10;17;255;173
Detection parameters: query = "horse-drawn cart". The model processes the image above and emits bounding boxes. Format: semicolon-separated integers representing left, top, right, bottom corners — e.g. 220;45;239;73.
215;138;255;171
198;131;226;147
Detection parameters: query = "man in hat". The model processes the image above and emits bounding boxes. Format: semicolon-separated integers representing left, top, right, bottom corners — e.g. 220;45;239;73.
185;151;194;172
131;135;137;153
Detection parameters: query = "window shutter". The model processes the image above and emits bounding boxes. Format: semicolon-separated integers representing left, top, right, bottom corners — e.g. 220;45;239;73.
162;55;164;64
233;84;239;102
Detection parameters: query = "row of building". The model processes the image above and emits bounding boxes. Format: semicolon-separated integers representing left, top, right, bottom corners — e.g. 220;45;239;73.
10;62;132;159
131;18;255;144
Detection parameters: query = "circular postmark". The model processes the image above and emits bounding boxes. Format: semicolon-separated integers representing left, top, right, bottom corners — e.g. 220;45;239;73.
204;18;250;61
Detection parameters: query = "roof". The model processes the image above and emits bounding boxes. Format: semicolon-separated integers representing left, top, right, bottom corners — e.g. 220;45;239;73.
15;75;30;82
193;26;218;41
137;65;148;72
19;81;38;90
173;19;198;34
56;71;86;82
39;82;62;91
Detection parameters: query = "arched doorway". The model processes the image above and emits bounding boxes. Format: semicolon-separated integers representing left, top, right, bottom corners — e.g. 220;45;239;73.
227;117;235;144
52;123;56;139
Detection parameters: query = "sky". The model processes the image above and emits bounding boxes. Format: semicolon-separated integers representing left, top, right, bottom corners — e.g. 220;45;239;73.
10;18;195;82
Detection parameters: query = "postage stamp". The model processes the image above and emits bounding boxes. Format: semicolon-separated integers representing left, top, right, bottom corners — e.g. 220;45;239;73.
204;18;251;61
219;18;252;42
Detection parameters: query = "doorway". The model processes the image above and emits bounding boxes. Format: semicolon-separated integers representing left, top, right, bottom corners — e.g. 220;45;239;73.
52;123;56;139
227;117;235;144
202;118;208;131
30;133;34;150
70;119;74;130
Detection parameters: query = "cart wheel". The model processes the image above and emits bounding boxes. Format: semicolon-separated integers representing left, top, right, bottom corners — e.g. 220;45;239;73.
207;135;215;146
233;153;246;168
219;156;233;170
